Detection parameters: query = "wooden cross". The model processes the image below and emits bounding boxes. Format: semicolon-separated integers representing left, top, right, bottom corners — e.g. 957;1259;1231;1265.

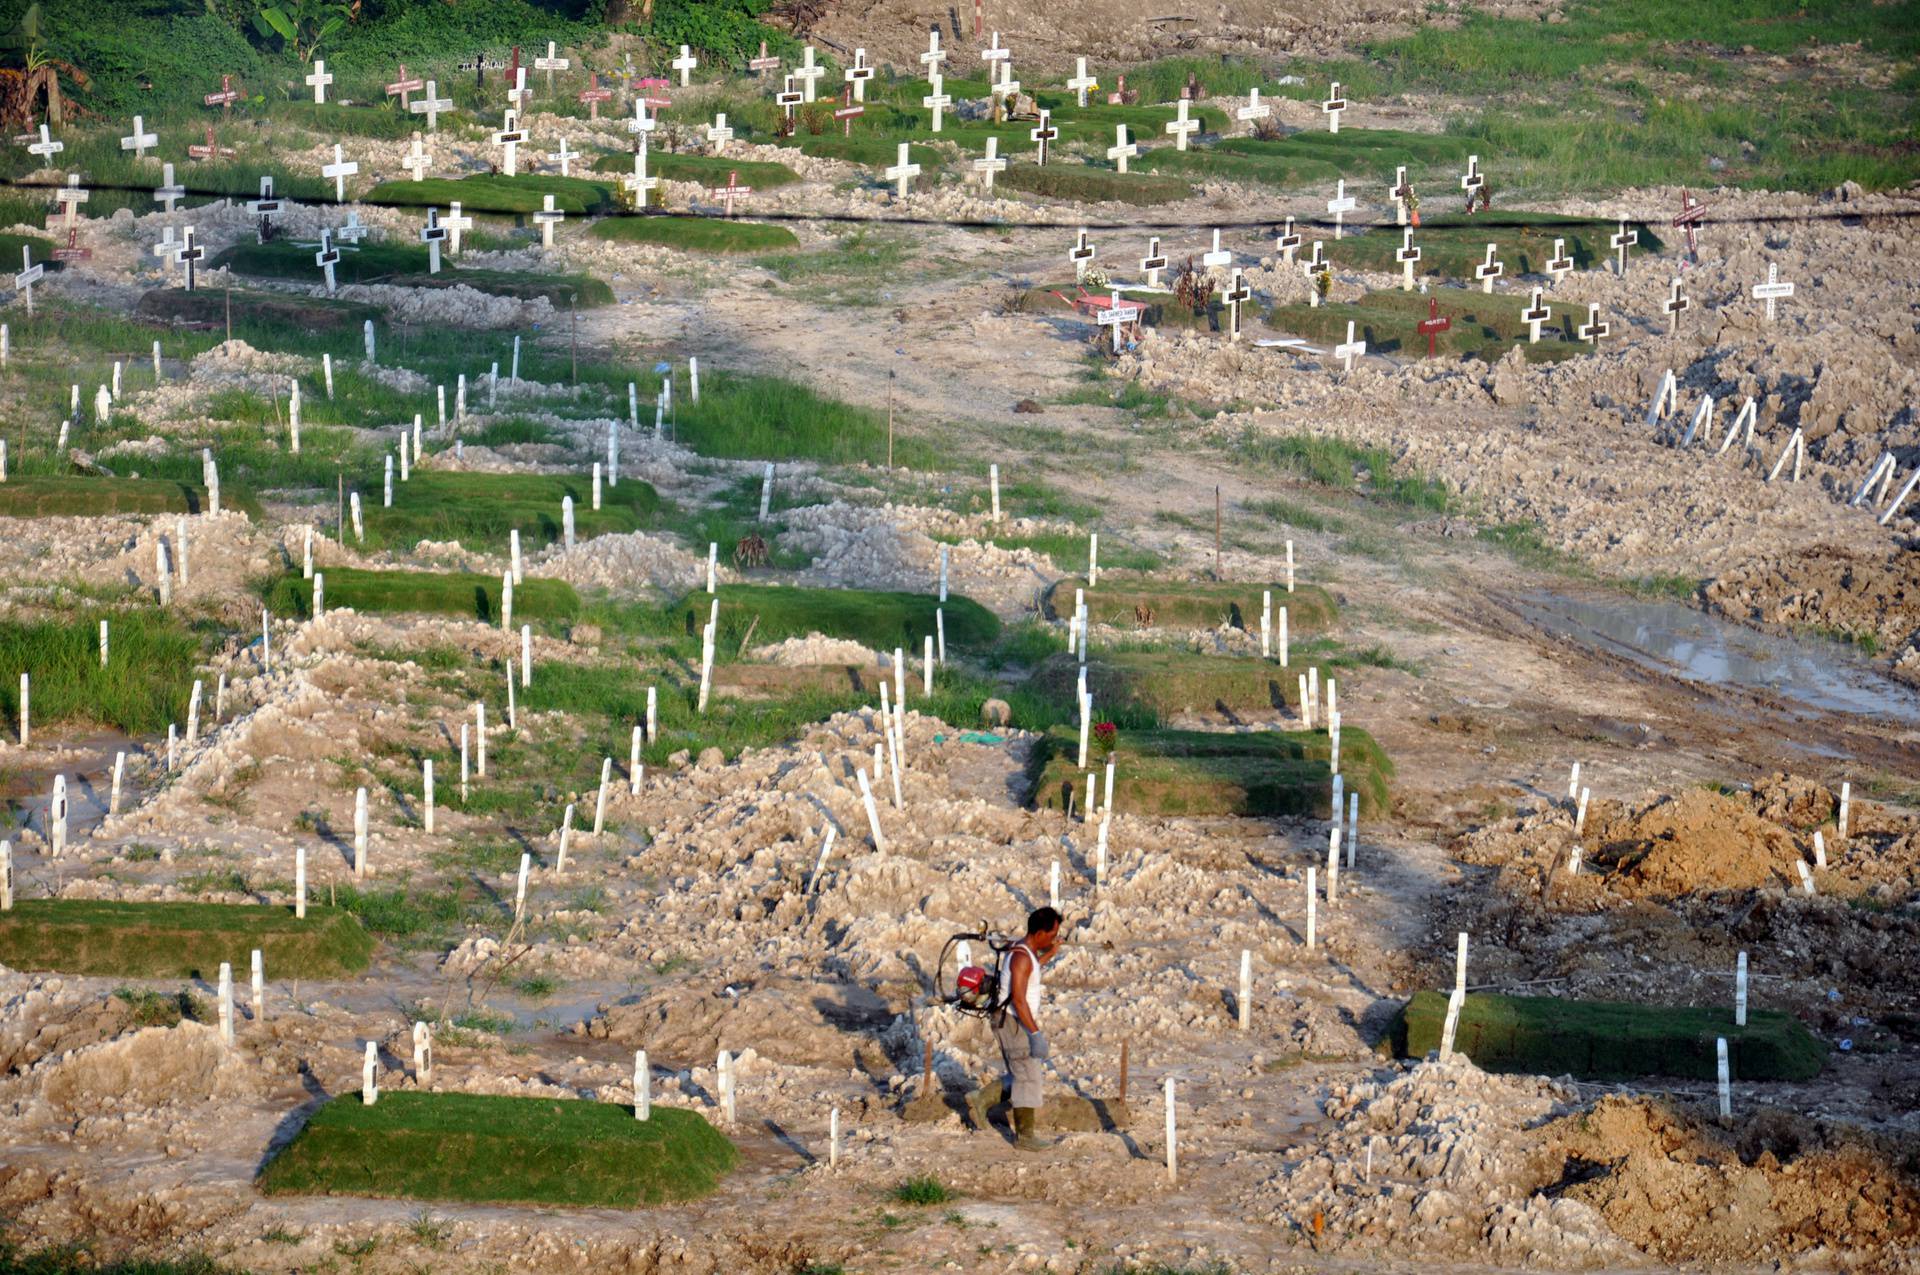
1475;242;1503;294
1165;98;1198;151
749;41;781;77
1390;166;1413;225
336;210;367;244
1139;236;1168;289
154;163;185;211
628;100;658;136
1546;237;1573;286
923;74;951;133
1521;287;1551;344
385;64;424;108
13;245;43;313
636;77;672;111
845;48;875;101
321;143;358;202
444;202;473;255
776;75;803;121
410;81;454;131
1576;301;1609;345
203;74;240;116
1751;262;1795;321
1223;268;1252;342
314;227;341;294
577;75;613;120
1334;320;1365;371
404;132;432;182
1275;216;1301;264
706;112;734;154
710;170;752;218
1321;81;1347;133
671;44;698;88
188;125;235;162
1459;154;1483;205
920;29;948;75
973;135;1007;189
884;142;922;199
1094;289;1136;352
51;176;89;261
119;115;157;159
993;55;1020;101
795;46;825;101
548;135;576;176
1672;189;1707;262
419;206;448;274
1067;56;1097;108
1301;238;1326;277
1202;228;1231;270
151;225;179;273
624;137;660;206
534;41;570;93
1326;179;1357;239
1395;227;1421;291
981;30;1010;70
1236;87;1271;133
1609;219;1637;276
25;124;62;168
1030;109;1058;166
1416;298;1451;357
246;174;281;234
177;227;205;292
1663;276;1690;333
834;86;865;137
533;193;565;247
1069;227;1095;280
1107;124;1136;173
306;59;333;104
493;110;527;177
506;66;531;114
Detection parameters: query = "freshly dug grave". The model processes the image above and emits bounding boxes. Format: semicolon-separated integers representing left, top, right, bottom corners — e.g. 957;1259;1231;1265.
0;901;374;978
582;976;899;1073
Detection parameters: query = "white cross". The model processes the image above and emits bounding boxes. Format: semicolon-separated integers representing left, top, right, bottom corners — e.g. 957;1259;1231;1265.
245;174;280;221
982;30;1010;66
1546;237;1573;286
923;74;951;132
884;142;921;199
1576;302;1610;344
444;202;473;256
972;135;1006;190
1390;164;1411;223
1326;179;1357;239
1165;98;1198;151
152;225;180;272
1223;268;1252;341
1029;109;1058;165
1460;154;1483;198
314;228;341;294
706;112;733;153
1664;276;1690;332
493;111;525;176
845;48;874;101
120;115;157;158
776;75;803;119
25;124;62;167
1201;229;1231;270
671;44;698;87
1107;124;1136;173
336;209;367;244
1236;87;1272;132
404;132;431;182
13;245;43;314
306;59;333;103
534;193;565;248
411;81;454;131
627;99;657;136
1475;242;1503;293
1610;219;1637;276
1275;216;1301;264
795;46;824;101
1521;287;1551;344
419;206;447;274
1334;320;1366;371
321;143;358;202
1322;81;1347;133
1094;289;1132;351
54;174;88;232
534;40;570;90
1139;236;1168;289
1302;239;1327;282
1395;227;1421;291
920;29;947;73
176;226;205;291
994;56;1020;100
1069;226;1095;280
1066;56;1097;108
548;135;576;175
625;137;659;206
1752;262;1795;320
154;162;185;212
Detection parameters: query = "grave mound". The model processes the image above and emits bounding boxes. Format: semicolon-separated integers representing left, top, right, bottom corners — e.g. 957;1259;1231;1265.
209;242;614;307
1042;577;1337;634
1270;288;1586;363
0;900;373;979
136;287;381;335
589;150;801;190
0;476;259;520
355;471;662;552
583;976;896;1072
266;566;581;623
257;1092;737;1207
1389;990;1826;1082
364;173;619;216
667;585;1000;653
1333;211;1661;280
1031;724;1392;818
591;216;798;253
997;163;1192;206
1027;650;1292;722
903;1078;1130;1132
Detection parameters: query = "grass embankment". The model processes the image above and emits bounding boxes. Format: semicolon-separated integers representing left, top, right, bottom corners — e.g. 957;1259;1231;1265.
666;584;1000;653
1027;651;1322;722
257;1092;736;1207
0;609;200;735
938;530;1163;575
1032;725;1391;818
1329;212;1662;280
135;287;382;334
1269;289;1589;364
0;476;260;519
672;370;940;466
1228;433;1453;512
1390;990;1827;1082
266;567;581;624
209;242;614;307
589;150;801;191
362;174;619;216
353;472;662;553
1043;578;1338;634
1142;128;1472;188
0;901;373;978
591;215;797;253
997;163;1192;206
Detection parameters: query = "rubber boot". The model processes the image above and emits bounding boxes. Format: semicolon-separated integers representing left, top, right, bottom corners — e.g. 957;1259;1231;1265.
1013;1106;1052;1152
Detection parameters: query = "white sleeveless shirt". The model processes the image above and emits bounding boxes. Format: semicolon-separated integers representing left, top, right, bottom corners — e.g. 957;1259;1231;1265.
999;941;1043;1018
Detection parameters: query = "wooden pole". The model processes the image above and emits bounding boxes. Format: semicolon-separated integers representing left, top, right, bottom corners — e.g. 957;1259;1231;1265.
1213;486;1222;577
570;294;578;385
921;1037;933;1096
1119;1040;1129;1103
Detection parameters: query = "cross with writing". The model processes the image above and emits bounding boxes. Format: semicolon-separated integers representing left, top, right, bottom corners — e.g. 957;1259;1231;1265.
1107;124;1136;173
1664;277;1690;334
1165;98;1198;151
151;224;179;274
1391;166;1414;225
1236;87;1271;133
845;48;874;101
1521;286;1551;344
204;74;240;116
994;56;1020;100
1139;236;1168;289
1030;109;1058;166
1322;81;1347;133
385;64;424;108
706;112;734;154
923;74;951;133
1609;219;1637;277
921;29;948;75
711;170;752;218
154;162;185;212
1202;228;1231;270
1327;179;1357;239
884;142;921;198
795;46;825;101
776;75;803;121
973;135;1006;189
419;206;448;274
25;124;62;168
506;66;531;114
336;210;367;244
1275;216;1301;265
1224;268;1252;342
1672;189;1707;263
1334;320;1366;371
314;227;341;294
1475;242;1503;293
321;143;358;202
1417;298;1451;356
749;41;781;76
534;40;570;93
1576;302;1609;345
493;110;526;176
404;132;431;182
1069;227;1095;281
1459;154;1483;205
1094;289;1136;352
1395;227;1421;291
834;86;864;137
246;174;281;239
671;44;698;88
548;135;576;176
578;75;613;119
13;245;43;313
628;99;657;136
533;193;565;247
411;81;454;131
307;59;333;104
624;137;659;207
1546;237;1573;286
1067;57;1097;108
177;227;205;292
1751;262;1795;321
51;175;89;261
187;125;235;162
444;203;473;256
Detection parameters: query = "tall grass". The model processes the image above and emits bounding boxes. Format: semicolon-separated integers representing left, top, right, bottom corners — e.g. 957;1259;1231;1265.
1231;431;1451;512
0;610;201;735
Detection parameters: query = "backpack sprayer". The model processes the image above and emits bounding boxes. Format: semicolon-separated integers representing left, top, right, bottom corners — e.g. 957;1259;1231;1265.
936;922;1017;1018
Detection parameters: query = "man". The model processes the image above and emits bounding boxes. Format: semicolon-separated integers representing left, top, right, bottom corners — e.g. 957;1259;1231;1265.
992;906;1062;1151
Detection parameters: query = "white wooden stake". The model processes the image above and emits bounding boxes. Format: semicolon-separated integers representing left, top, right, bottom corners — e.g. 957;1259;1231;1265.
594;756;611;834
807;825;838;894
1576;787;1591;832
706;542;718;593
1735;951;1748;1027
1049;858;1061;909
857;768;887;852
423;759;435;833
1716;1038;1731;1120
1238;949;1252;1030
923;635;934;697
830;1106;841;1167
414;1022;432;1083
110;752;124;815
1327;827;1341;903
514;851;530;921
186;679;202;744
362;1041;378;1104
217;962;234;1045
989;464;1001;521
936;609;946;665
646;686;657;743
1164;1078;1178;1184
251;948;264;1021
353;786;368;877
459;724;470;802
634;1049;651;1119
1306;867;1317;948
630;726;643;795
521;626;532;686
1838;782;1851;840
295;844;306;918
475;703;486;775
1088;533;1100;588
1813;830;1827;869
1797;859;1816;895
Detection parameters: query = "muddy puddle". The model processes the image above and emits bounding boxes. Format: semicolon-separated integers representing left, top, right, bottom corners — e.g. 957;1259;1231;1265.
1514;591;1920;726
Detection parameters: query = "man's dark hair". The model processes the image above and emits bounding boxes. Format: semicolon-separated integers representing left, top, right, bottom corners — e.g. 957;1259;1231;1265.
1026;906;1062;935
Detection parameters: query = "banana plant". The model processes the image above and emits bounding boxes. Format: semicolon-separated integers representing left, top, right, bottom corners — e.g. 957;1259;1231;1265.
253;0;350;65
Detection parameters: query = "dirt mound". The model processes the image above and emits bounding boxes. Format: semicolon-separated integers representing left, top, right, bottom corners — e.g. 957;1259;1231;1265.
0;981;133;1074
1586;788;1805;894
583;976;899;1071
1550;1095;1920;1264
34;1022;257;1111
1708;548;1920;684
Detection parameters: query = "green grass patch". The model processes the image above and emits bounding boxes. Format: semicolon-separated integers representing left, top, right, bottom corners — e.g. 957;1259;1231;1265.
0;609;201;736
1243;496;1347;535
1043;578;1337;635
998;163;1192;206
667;585;1000;653
1269;287;1588;365
592;215;798;253
1142;128;1468;188
257;1091;736;1207
0;900;373;979
208;241;613;307
1229;432;1452;511
352;471;662;553
589;150;801;190
363;174;619;216
0;476;260;520
1032;725;1391;818
891;1175;952;1205
938;531;1162;575
1389;990;1826;1082
673;370;942;467
1027;651;1297;722
265;567;581;624
1331;212;1660;280
135;287;383;336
